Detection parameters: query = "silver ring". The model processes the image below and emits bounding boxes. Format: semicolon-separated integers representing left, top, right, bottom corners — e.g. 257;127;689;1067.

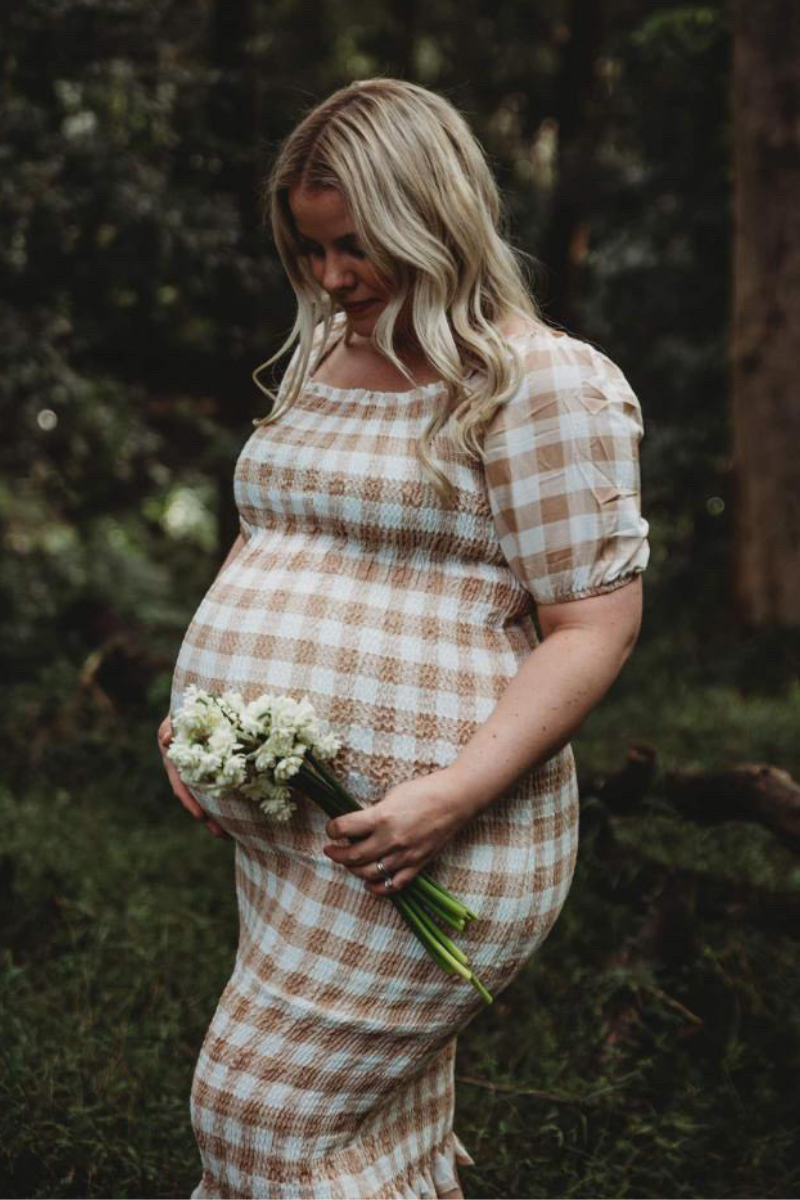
376;860;393;889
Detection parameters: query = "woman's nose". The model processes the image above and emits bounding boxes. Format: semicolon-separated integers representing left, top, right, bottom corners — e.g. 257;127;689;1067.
320;255;355;292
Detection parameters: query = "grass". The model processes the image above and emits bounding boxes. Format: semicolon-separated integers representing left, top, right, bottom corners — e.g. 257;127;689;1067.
455;826;800;1199
0;783;238;1199
1;623;798;1198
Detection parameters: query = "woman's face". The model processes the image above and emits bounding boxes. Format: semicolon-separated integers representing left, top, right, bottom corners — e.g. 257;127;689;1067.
287;185;392;337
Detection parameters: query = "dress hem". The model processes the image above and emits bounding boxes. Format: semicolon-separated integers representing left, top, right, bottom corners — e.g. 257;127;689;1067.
190;1127;475;1200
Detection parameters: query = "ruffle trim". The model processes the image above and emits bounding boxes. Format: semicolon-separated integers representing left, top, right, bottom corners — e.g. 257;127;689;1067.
391;1128;475;1199
191;1127;475;1199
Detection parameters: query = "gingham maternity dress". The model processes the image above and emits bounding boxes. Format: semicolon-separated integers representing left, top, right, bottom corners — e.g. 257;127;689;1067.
170;314;650;1199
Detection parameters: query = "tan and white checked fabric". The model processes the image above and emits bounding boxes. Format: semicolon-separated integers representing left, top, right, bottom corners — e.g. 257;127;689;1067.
170;314;649;1198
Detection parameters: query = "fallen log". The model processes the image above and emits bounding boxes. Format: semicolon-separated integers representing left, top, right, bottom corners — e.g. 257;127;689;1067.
579;744;800;853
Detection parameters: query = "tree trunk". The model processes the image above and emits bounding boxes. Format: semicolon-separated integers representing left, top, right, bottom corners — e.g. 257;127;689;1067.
541;0;605;329
730;0;800;627
211;0;259;559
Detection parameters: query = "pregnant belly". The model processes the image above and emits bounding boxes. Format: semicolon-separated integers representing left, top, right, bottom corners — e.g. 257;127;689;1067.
169;543;577;942
170;537;535;809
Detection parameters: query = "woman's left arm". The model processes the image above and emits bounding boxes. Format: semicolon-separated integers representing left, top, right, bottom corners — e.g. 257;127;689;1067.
323;575;643;893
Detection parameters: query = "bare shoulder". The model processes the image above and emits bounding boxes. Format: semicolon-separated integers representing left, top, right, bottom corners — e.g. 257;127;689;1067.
494;314;578;357
496;314;544;339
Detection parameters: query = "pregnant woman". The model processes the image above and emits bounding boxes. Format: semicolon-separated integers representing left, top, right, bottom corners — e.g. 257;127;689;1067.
158;78;649;1199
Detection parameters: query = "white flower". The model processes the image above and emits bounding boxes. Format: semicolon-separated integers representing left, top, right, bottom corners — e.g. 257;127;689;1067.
246;694;276;724
207;724;240;755
253;746;277;772
216;753;247;788
259;787;296;821
288;698;319;740
265;729;296;759
199;748;225;777
220;690;246;715
274;753;304;782
166;741;196;773
269;695;319;741
240;779;296;821
168;741;212;778
314;732;341;759
171;687;340;822
239;708;269;740
173;686;226;741
239;777;270;802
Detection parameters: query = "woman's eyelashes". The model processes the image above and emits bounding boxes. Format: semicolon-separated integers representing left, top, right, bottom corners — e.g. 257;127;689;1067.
298;237;365;260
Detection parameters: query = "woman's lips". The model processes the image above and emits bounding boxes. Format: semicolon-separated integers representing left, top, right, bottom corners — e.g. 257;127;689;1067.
341;299;377;314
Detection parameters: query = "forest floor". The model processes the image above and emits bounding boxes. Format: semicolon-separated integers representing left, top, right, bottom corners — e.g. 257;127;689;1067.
1;625;799;1199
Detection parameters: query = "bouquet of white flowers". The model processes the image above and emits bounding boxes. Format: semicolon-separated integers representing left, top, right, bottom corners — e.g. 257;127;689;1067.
169;685;492;1004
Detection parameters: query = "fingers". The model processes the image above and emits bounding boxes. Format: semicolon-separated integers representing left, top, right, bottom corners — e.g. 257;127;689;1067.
349;852;402;881
322;834;384;869
172;770;231;840
165;759;206;819
204;819;231;839
362;859;418;895
158;716;232;841
324;808;376;842
324;842;419;895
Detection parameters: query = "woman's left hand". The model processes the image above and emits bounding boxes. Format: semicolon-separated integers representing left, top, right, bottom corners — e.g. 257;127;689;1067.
322;768;471;894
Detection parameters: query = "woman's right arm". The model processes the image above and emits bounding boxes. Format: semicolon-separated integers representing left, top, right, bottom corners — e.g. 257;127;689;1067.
157;531;247;840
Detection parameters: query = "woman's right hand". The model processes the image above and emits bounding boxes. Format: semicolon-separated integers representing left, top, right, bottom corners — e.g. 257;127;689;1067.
158;714;231;840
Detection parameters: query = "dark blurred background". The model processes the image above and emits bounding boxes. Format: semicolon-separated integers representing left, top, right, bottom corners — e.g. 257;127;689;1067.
2;2;799;1197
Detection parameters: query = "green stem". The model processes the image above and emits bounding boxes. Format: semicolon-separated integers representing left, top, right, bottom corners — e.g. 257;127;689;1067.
295;769;348;819
469;974;494;1005
391;896;458;975
396;894;478;981
305;751;362;812
398;897;493;1005
413;873;477;923
407;884;465;932
402;895;470;967
421;871;480;921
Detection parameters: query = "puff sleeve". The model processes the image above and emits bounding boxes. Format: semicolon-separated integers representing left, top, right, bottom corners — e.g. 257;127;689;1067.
482;334;650;606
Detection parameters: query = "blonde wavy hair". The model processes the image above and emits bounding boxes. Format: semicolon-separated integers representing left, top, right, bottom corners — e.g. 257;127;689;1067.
252;77;547;501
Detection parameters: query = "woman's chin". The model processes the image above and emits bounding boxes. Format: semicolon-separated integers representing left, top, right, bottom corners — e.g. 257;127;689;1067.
342;302;379;327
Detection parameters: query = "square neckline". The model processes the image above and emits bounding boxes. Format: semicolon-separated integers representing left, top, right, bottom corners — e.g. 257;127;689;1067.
305;314;557;401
